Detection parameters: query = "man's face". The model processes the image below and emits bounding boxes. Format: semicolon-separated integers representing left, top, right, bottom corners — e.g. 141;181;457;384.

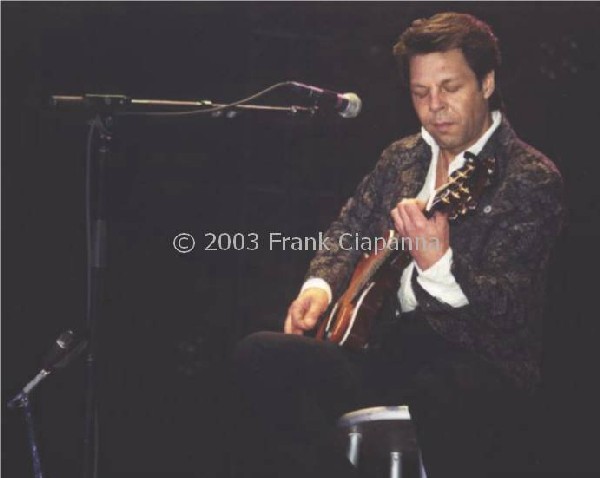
409;48;494;156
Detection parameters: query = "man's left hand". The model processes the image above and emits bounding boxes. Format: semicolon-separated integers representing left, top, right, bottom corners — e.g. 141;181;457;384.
390;198;449;270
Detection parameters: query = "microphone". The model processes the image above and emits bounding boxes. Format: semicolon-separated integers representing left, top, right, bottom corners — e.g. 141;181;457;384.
290;81;362;118
41;329;88;371
42;330;75;371
7;330;87;409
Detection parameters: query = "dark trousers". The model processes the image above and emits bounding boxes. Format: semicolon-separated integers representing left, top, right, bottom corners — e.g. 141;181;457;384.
232;314;536;478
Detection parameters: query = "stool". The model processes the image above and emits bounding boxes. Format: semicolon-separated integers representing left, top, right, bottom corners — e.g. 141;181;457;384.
337;406;427;478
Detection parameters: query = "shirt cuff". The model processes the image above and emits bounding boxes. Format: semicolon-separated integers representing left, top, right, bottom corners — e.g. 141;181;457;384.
414;248;469;308
300;277;333;305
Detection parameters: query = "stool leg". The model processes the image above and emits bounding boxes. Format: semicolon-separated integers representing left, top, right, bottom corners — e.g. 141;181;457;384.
418;450;427;478
347;429;362;467
390;451;402;478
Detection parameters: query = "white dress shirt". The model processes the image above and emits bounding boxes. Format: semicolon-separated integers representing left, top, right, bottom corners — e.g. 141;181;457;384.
302;111;502;313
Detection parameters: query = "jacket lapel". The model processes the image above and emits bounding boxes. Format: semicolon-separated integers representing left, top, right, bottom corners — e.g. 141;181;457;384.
394;139;431;202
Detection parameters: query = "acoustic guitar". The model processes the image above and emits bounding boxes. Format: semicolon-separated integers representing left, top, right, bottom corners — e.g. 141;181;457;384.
316;152;496;350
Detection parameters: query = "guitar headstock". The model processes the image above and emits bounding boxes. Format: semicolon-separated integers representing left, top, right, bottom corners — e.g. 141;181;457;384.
428;152;496;220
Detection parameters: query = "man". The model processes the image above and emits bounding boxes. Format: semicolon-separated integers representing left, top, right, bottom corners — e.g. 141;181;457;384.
234;12;564;478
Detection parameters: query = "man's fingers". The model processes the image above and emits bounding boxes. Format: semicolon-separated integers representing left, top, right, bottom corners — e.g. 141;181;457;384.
403;202;427;230
284;312;304;335
302;300;323;330
397;204;415;234
289;298;305;321
284;289;329;335
433;210;449;224
399;198;425;210
288;297;310;334
414;199;427;211
392;198;439;243
391;208;404;234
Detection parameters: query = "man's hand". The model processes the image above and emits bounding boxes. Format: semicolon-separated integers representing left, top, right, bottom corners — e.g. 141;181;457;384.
391;198;449;270
284;288;329;335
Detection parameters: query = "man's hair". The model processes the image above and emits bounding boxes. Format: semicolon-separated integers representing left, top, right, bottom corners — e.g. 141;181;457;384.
393;12;503;110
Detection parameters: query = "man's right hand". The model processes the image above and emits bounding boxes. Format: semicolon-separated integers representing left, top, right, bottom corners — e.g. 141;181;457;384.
284;288;330;335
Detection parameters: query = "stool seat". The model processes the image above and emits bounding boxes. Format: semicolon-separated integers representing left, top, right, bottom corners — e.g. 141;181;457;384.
338;405;411;426
337;406;426;478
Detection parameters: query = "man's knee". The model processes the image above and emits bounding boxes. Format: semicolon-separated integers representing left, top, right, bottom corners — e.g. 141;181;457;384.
234;331;280;362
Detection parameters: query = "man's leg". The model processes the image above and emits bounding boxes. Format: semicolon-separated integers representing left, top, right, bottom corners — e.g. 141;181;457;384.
232;331;366;478
369;316;536;478
406;342;535;476
407;354;536;477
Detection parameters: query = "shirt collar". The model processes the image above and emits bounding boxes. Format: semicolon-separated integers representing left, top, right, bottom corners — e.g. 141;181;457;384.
421;110;502;161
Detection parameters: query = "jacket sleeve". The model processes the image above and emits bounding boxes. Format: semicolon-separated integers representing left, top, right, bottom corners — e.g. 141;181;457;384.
306;147;399;299
414;165;565;332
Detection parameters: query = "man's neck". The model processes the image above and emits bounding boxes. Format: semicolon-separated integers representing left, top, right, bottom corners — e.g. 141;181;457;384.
439;149;453;166
440;112;493;160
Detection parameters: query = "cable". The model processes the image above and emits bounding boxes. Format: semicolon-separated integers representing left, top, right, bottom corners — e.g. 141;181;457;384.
115;81;295;117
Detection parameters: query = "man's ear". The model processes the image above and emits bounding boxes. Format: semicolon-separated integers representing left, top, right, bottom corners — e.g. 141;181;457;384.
482;71;495;100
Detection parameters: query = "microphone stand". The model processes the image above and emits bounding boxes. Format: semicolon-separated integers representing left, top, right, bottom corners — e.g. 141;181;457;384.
7;331;87;478
83;112;109;478
50;94;317;116
48;93;316;478
7;371;50;478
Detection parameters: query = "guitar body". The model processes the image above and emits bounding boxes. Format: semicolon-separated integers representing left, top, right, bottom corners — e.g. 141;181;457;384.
316;234;411;350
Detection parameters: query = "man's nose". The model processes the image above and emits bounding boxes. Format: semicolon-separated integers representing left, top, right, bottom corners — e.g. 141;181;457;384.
428;90;446;113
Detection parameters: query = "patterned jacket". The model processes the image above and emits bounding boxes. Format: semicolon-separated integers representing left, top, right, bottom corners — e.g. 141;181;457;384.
307;117;565;392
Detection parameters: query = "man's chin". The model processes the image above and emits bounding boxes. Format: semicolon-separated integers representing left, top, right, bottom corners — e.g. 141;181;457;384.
433;137;457;151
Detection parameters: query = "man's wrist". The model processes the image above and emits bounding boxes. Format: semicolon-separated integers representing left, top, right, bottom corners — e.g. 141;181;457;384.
300;278;332;304
415;247;452;277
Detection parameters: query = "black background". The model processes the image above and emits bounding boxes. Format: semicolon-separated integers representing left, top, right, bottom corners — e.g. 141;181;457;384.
3;2;600;477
